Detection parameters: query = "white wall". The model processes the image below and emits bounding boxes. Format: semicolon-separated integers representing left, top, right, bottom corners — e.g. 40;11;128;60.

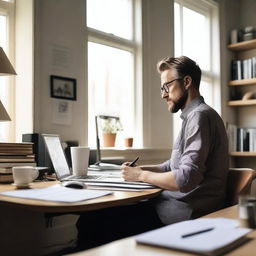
34;0;174;148
34;0;87;145
217;0;240;126
141;0;174;147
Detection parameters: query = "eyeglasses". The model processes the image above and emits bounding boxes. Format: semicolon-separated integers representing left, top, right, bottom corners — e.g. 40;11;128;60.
160;78;183;94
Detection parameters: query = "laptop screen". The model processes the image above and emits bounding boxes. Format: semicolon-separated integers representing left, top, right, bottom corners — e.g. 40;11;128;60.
43;134;70;179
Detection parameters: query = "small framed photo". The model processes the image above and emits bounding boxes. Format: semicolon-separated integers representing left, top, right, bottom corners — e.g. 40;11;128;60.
50;75;77;101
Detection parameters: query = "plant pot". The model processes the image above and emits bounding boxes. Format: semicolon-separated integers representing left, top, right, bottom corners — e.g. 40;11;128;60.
102;133;116;147
124;137;133;147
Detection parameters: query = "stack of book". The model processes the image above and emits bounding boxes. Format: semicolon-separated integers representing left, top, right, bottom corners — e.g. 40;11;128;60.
0;142;36;183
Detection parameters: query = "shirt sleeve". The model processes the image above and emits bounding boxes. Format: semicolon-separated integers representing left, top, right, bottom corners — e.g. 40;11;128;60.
172;111;210;193
159;160;171;172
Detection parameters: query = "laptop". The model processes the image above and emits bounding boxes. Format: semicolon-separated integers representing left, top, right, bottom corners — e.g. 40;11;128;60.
42;134;117;181
42;134;155;189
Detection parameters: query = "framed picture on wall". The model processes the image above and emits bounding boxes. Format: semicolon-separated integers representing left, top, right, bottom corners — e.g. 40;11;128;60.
50;75;77;101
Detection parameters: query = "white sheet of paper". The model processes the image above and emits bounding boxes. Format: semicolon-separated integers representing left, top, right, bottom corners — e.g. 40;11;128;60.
0;184;112;202
52;100;72;125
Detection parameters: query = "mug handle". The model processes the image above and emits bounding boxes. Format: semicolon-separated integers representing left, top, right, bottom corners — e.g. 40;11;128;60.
31;168;39;181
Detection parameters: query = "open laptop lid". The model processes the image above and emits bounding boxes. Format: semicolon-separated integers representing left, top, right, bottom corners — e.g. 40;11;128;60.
42;134;71;180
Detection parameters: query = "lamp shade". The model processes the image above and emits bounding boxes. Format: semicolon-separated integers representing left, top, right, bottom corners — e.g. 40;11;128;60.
0;47;16;75
0;100;11;121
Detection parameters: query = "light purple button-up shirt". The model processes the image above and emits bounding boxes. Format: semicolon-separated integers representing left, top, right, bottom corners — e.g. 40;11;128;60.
155;96;229;225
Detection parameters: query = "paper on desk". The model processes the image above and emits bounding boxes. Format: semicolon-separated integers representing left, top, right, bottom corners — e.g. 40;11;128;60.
0;185;112;202
136;218;251;256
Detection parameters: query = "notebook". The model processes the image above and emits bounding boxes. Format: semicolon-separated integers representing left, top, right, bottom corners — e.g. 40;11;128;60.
135;218;251;256
42;134;155;189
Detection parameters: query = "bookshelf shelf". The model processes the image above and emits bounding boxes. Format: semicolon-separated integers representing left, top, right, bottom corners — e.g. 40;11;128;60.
228;78;256;86
230;152;256;157
228;99;256;106
228;39;256;51
227;35;256;159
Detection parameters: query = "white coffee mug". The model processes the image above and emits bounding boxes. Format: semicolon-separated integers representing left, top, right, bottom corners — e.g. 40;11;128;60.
71;146;90;176
12;166;39;187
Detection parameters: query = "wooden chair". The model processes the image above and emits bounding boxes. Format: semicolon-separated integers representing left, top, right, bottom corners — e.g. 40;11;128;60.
225;168;256;207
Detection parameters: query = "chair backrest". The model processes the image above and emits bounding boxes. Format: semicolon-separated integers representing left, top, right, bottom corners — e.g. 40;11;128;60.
226;168;256;207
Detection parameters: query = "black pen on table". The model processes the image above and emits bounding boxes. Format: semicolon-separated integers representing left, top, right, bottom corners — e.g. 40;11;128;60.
181;227;214;238
129;156;139;167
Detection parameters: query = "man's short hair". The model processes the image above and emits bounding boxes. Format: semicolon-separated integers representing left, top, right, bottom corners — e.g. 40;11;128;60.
157;56;202;89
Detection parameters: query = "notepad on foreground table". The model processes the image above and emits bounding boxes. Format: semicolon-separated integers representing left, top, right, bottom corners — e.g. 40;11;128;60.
0;184;112;202
135;218;251;256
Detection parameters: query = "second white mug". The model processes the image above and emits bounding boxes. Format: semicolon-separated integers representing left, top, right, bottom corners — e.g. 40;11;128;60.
71;146;90;176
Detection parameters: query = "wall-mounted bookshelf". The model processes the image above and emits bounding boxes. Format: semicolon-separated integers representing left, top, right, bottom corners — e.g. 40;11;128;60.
228;99;256;106
228;38;256;159
228;78;256;86
228;39;256;51
230;152;256;157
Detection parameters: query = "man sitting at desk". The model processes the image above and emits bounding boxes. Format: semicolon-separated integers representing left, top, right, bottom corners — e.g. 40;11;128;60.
77;56;228;250
122;56;229;224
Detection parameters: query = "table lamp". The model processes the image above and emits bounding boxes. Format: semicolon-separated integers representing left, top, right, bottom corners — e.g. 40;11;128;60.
0;47;17;122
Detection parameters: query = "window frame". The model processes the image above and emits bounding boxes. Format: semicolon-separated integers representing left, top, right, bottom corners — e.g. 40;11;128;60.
0;0;15;141
175;0;217;85
86;0;141;147
173;0;220;138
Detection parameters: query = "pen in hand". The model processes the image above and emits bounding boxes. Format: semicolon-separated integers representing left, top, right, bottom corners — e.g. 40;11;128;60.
129;156;139;167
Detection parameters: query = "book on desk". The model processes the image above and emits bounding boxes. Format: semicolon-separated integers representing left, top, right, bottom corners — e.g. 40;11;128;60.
0;142;36;183
135;217;251;256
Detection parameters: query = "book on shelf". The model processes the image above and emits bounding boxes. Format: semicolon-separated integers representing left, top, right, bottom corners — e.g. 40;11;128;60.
231;56;256;81
226;123;237;152
227;124;256;153
231;60;242;80
237;128;249;152
248;128;256;152
237;127;256;152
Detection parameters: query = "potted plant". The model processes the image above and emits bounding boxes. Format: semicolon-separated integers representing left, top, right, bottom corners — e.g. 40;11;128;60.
98;116;122;147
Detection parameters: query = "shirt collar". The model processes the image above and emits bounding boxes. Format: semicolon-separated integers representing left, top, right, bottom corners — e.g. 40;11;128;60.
180;96;204;120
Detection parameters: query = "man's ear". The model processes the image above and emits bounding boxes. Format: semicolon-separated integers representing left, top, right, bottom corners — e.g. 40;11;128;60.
184;76;192;90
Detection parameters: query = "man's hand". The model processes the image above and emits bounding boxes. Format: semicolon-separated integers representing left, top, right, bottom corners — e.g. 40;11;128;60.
121;166;143;182
121;163;179;190
121;161;138;167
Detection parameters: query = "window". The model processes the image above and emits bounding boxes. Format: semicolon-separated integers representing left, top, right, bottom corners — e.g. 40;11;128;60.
87;0;138;147
174;0;220;139
0;0;15;141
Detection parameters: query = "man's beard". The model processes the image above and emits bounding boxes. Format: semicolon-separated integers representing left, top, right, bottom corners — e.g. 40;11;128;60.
170;91;188;113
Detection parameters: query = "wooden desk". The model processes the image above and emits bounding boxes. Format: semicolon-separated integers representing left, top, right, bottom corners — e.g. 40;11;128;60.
0;181;162;212
69;205;256;256
0;181;162;255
